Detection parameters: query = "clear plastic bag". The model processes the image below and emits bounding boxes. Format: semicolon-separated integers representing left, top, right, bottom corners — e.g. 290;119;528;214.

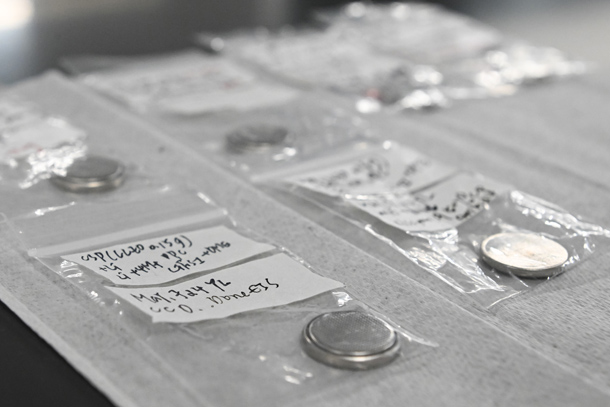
316;2;502;65
440;43;589;101
8;188;435;406
0;96;42;132
182;90;374;177
62;50;299;116
257;139;610;307
209;2;501;111
311;2;586;112
0;95;91;190
0;83;184;220
0;116;87;189
61;51;374;178
0;126;168;221
217;27;405;97
70;80;372;179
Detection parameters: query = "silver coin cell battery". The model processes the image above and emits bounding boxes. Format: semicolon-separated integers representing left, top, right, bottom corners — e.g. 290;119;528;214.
225;124;289;153
51;156;126;193
302;310;400;370
481;232;569;278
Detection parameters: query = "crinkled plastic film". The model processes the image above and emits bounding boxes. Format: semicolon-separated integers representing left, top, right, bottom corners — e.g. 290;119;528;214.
217;27;405;97
0;96;87;190
7;189;435;406
257;139;610;307
0;96;42;132
63;50;299;116
0;97;176;219
332;2;586;111
1;117;87;188
210;2;587;113
1;140;170;221
62;51;375;180
317;2;502;64
438;43;588;100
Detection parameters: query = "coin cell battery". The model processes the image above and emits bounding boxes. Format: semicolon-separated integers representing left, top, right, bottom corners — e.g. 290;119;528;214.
51;156;126;193
225;124;289;153
302;310;401;370
481;232;569;278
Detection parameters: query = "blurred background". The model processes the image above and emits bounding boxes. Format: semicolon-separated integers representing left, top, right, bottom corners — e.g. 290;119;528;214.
0;0;609;84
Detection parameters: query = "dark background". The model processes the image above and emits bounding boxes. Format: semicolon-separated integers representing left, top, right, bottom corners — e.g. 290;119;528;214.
0;0;608;406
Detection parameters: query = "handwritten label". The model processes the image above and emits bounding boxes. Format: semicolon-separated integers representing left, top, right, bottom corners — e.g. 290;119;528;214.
84;57;297;114
107;254;344;323
62;226;275;286
288;145;455;197
349;172;508;232
0;118;85;162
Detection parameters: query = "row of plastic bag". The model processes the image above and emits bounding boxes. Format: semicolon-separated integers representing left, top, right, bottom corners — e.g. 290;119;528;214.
196;2;586;112
1;88;438;405
62;3;587;116
5;77;608;310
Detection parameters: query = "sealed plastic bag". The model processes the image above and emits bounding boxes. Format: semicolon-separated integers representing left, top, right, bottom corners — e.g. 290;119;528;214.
8;187;435;406
216;27;405;97
0;96;42;131
63;50;299;115
256;139;610;307
316;2;502;65
314;2;585;111
0;131;166;221
186;90;373;177
0;95;88;190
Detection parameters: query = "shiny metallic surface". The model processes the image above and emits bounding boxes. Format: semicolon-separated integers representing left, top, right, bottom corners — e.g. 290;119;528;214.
50;155;125;192
302;310;400;370
225;124;289;153
481;232;569;278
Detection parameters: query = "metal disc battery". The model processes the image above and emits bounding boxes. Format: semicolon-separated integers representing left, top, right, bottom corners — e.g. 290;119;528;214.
225;124;289;153
50;155;125;193
481;232;569;278
302;310;400;370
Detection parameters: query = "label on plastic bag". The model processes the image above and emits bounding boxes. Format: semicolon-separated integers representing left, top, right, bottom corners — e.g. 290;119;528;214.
107;253;344;323
62;226;275;286
287;145;455;197
84;57;298;114
0;118;85;162
350;172;508;232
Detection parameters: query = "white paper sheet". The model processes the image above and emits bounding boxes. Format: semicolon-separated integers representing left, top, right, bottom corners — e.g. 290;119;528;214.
287;144;455;197
62;226;275;286
107;253;344;323
349;172;508;232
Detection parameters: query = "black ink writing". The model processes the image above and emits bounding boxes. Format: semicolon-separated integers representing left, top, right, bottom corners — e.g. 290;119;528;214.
205;278;231;292
130;260;163;276
205;277;279;307
81;244;145;264
131;292;171;304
